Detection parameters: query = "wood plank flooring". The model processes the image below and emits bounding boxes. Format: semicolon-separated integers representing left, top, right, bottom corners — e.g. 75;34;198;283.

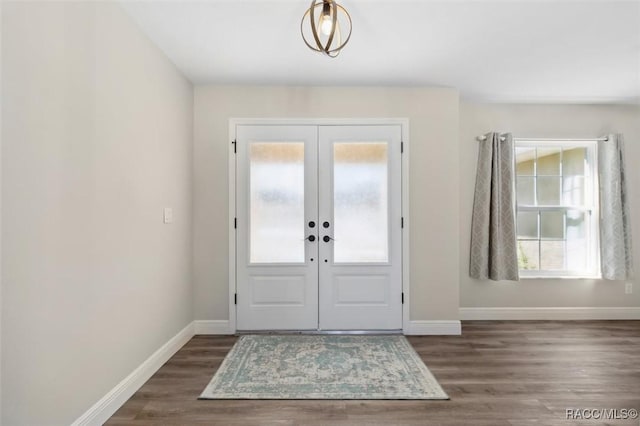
107;321;640;425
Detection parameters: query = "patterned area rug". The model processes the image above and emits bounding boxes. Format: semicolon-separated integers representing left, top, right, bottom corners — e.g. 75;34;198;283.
199;335;449;400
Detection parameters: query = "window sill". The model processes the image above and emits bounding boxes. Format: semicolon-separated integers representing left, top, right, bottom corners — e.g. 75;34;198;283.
519;275;602;280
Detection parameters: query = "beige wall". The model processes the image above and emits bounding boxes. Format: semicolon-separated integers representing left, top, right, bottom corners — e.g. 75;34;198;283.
460;103;640;308
0;2;3;420
1;2;193;424
0;2;3;421
194;86;460;322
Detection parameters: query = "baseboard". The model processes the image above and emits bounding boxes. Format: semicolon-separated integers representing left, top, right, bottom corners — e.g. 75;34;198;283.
460;307;640;320
404;320;462;335
69;316;466;425
194;319;233;335
71;322;195;426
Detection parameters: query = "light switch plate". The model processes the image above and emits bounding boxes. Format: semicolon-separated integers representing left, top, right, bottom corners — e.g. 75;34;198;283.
625;282;633;294
163;207;173;224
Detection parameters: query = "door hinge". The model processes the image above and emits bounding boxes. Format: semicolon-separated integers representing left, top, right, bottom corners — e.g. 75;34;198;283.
401;141;404;153
234;217;237;229
401;292;404;304
232;140;237;154
234;293;237;305
401;217;404;228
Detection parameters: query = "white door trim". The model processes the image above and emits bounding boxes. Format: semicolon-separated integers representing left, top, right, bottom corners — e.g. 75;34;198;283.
228;118;411;333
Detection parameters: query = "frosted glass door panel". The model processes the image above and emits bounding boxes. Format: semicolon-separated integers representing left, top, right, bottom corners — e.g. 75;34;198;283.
318;124;402;330
250;143;305;263
333;142;389;263
236;125;318;330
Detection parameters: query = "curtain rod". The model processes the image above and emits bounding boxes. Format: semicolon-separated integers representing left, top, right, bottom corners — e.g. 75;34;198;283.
476;135;609;142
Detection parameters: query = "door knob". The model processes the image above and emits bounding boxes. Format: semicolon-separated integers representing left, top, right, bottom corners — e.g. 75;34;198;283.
323;235;334;242
323;221;330;228
308;221;316;228
306;235;316;242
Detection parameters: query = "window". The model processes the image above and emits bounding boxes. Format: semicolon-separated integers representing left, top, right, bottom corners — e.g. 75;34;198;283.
515;141;599;277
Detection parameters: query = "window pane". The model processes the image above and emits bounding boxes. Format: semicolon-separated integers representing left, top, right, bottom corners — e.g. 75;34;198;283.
566;210;586;239
250;143;305;263
563;147;586;176
515;141;596;275
540;241;565;270
540;211;564;239
517;211;538;239
518;240;539;270
334;142;388;263
566;211;588;271
517;177;535;205
537;148;561;175
537;177;561;205
566;240;588;272
516;148;535;175
563;176;585;206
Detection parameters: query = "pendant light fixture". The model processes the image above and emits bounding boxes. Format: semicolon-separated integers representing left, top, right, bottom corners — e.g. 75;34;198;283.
301;0;352;58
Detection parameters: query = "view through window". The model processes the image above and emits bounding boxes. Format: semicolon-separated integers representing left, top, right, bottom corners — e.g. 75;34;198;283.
515;141;599;277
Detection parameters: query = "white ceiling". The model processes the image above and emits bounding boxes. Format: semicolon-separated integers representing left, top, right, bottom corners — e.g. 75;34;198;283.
121;0;640;103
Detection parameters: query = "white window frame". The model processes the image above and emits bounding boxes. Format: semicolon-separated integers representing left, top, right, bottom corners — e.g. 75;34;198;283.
514;139;601;279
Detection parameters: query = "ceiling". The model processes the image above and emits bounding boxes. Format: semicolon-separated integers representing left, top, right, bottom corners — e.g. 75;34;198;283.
121;0;640;103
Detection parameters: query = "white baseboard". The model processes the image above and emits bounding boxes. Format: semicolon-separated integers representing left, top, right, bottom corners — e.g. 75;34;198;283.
194;319;233;335
460;307;640;320
70;316;469;426
404;320;462;335
71;322;194;426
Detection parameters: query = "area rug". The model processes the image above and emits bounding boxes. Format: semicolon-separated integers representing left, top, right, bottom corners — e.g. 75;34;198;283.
199;335;449;400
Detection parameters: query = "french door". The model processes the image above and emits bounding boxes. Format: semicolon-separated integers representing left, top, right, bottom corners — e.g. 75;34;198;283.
236;124;402;330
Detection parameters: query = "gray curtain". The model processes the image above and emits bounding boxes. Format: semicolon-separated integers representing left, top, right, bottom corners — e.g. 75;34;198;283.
598;134;634;280
470;132;519;281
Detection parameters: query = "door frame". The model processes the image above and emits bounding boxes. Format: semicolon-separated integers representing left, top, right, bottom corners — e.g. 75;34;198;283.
228;118;411;333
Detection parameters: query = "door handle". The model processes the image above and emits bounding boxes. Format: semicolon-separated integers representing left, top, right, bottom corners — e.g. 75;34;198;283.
323;235;335;242
305;235;316;242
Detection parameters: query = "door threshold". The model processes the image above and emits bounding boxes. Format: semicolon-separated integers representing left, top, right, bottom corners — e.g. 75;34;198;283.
236;329;403;335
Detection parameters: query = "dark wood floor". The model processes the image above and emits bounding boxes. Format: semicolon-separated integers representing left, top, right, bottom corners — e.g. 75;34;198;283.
107;321;640;425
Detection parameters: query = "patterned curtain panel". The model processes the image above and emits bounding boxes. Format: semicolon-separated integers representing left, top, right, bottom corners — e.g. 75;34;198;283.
469;132;519;281
598;134;634;280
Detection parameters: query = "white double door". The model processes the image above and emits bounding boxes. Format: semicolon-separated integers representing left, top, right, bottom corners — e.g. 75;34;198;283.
236;124;402;330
